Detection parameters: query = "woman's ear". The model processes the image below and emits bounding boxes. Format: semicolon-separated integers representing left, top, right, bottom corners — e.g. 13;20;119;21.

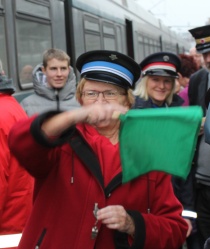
79;99;83;105
177;72;182;79
41;66;46;74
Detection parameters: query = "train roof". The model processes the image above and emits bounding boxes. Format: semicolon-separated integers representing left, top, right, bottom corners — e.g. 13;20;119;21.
72;0;188;48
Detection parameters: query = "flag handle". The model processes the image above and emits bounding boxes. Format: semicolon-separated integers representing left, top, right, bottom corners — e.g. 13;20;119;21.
112;111;121;120
202;117;206;126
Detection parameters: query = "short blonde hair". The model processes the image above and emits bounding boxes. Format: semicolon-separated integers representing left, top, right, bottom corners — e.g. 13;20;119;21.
76;78;134;108
42;48;70;68
133;76;175;105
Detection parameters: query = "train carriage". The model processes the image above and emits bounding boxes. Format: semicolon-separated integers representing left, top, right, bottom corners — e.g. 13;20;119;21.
0;0;189;98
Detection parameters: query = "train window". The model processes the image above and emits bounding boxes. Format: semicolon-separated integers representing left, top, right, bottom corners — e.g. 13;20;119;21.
164;43;171;52
149;39;154;54
137;34;161;60
137;35;145;62
103;23;115;35
154;40;161;52
102;22;116;50
116;26;123;52
149;39;153;45
144;37;149;44
85;34;101;51
26;0;49;4
103;37;116;50
16;19;52;88
84;16;100;32
144;44;150;57
171;45;177;54
84;15;102;51
16;0;50;18
143;37;150;57
138;44;145;62
138;36;143;43
0;16;8;75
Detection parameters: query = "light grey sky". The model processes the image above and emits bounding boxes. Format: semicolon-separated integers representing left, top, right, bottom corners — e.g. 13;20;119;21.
135;0;210;32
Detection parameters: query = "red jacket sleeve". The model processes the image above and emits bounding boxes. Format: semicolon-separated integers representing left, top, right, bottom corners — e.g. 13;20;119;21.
142;173;187;248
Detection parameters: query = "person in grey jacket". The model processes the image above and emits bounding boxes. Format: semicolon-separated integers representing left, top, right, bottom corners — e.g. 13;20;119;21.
21;48;80;116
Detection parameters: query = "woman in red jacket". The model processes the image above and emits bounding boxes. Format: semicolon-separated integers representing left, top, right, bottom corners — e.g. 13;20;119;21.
9;50;187;249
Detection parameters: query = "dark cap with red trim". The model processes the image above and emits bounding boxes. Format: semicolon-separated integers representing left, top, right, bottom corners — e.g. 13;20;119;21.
189;25;210;54
76;50;141;89
140;52;181;78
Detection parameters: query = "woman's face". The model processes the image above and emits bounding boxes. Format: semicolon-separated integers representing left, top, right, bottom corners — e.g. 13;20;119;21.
146;75;173;106
80;80;129;107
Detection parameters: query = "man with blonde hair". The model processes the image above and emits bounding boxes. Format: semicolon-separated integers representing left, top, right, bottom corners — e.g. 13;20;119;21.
21;48;79;116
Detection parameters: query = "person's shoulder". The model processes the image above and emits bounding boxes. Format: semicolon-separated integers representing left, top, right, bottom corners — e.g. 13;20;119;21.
0;93;19;105
204;237;210;249
20;93;37;106
133;96;149;109
20;94;54;116
179;86;188;93
190;67;208;80
21;92;46;102
0;94;27;119
172;93;184;106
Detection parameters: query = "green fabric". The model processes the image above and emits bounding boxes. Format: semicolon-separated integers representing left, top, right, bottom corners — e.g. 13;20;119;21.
119;106;202;183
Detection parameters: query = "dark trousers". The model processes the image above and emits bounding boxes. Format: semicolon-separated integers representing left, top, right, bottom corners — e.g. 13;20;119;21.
195;183;210;248
186;231;204;249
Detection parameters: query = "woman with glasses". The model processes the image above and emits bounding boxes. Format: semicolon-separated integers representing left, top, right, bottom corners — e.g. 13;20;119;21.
8;50;187;249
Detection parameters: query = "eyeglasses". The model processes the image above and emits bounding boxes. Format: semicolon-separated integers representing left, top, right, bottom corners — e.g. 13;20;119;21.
81;90;127;100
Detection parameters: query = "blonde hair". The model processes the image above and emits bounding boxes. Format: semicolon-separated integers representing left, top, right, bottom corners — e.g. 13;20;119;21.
76;78;134;108
133;76;176;105
42;48;70;68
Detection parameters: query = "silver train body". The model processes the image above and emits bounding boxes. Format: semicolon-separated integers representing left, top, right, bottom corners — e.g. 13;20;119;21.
0;0;189;97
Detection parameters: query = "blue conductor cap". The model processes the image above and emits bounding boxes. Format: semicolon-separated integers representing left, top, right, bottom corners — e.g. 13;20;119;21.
76;50;141;89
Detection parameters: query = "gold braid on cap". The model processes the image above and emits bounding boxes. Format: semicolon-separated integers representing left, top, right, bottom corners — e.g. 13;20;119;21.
196;36;210;45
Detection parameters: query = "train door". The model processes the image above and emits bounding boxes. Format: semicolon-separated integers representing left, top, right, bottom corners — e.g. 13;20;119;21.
125;19;134;59
160;36;163;51
64;0;76;67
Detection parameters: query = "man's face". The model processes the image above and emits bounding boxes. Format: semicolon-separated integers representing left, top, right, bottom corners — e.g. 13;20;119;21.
42;58;70;88
203;52;210;71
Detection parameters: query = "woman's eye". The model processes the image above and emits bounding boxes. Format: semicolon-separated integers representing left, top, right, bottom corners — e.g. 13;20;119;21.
87;91;96;96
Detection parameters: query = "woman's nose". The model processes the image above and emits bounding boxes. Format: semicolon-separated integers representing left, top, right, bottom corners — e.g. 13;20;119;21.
158;81;165;88
96;92;107;102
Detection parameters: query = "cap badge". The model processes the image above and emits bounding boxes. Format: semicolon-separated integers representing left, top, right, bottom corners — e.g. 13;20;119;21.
109;54;118;60
163;55;169;61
